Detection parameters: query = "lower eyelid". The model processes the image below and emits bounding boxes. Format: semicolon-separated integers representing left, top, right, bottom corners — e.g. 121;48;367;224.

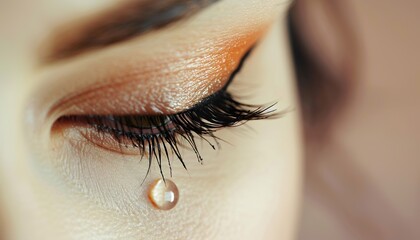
51;64;276;180
79;126;142;156
53;120;143;156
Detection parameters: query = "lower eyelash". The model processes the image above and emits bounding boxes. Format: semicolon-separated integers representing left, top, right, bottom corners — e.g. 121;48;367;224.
59;90;276;182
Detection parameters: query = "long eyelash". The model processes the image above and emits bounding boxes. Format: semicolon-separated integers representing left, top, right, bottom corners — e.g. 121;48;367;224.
62;90;276;182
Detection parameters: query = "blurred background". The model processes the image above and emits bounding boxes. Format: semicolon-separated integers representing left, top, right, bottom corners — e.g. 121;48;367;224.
289;1;420;239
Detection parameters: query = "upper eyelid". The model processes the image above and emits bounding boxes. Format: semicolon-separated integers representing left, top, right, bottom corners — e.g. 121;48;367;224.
32;6;274;127
44;36;260;120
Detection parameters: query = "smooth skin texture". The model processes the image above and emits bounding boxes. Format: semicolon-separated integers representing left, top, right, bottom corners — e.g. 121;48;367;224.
0;0;302;240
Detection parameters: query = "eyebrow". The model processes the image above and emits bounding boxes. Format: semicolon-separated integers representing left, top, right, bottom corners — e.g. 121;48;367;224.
45;0;220;62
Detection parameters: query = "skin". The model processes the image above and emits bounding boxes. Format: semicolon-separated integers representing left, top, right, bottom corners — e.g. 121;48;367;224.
0;0;302;240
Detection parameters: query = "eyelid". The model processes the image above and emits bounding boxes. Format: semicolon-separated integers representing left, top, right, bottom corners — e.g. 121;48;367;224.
46;35;262;120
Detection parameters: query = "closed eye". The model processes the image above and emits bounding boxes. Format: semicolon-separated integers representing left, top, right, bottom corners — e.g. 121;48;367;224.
53;47;277;182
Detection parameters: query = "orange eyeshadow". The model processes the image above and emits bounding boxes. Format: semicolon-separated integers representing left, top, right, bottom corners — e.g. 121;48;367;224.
51;30;265;117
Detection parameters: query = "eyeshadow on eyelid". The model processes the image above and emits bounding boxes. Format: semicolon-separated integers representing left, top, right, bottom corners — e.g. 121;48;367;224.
50;33;262;117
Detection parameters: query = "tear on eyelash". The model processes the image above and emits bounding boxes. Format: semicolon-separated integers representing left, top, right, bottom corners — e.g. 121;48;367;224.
61;90;277;183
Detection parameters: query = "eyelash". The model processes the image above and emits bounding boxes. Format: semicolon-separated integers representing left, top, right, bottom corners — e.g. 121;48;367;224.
59;89;276;181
